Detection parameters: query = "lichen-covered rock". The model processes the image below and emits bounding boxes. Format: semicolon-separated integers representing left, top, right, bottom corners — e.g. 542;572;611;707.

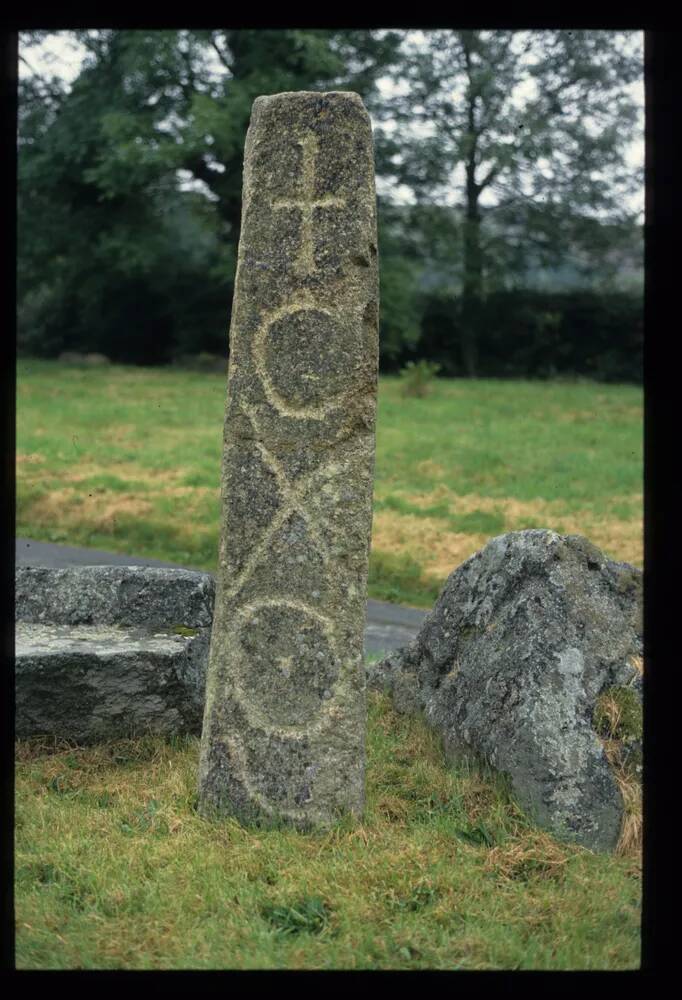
15;566;215;742
16;565;214;629
367;530;643;852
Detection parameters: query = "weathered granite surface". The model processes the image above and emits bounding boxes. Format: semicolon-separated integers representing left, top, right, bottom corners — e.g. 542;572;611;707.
15;566;214;742
198;91;379;828
16;565;214;628
367;530;643;852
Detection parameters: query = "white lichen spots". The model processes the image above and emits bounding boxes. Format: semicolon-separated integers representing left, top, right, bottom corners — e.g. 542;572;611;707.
16;622;188;658
557;646;584;678
511;645;609;828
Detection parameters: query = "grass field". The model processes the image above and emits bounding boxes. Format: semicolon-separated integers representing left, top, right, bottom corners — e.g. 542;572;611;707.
15;691;641;971
14;361;643;969
16;360;643;608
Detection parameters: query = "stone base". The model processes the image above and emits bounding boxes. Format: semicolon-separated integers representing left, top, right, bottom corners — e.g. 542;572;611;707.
15;566;215;743
16;622;208;742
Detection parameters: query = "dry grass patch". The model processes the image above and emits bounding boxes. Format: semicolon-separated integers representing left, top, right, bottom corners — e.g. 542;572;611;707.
556;404;642;423
24;489;154;532
19;463;218;535
627;655;643;676
20;461;189;489
96;424;140;444
598;732;642;863
371;509;488;582
484;833;575;884
415;459;447;479
593;681;643;862
371;498;641;585
393;487;643;569
611;768;642;861
161;486;219;501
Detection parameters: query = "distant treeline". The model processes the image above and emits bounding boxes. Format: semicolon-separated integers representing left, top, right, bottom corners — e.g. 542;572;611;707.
18;30;644;384
19;281;642;384
397;288;643;384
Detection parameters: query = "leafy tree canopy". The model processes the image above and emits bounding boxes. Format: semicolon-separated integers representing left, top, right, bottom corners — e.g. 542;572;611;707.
18;28;405;362
374;29;643;373
17;29;643;374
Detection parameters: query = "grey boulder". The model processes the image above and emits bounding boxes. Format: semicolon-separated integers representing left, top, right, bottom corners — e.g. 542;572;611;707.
367;530;643;852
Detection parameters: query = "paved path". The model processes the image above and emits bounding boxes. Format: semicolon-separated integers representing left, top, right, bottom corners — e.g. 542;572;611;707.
15;538;427;656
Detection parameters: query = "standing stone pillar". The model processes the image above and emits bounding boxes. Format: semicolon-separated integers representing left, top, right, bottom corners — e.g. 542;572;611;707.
198;92;379;828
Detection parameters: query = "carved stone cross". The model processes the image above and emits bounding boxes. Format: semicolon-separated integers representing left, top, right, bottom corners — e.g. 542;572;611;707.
273;133;345;275
198;91;379;829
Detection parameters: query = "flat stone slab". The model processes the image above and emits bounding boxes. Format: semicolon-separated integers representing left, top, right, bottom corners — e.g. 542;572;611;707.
16;565;214;629
15;566;214;743
16;622;208;742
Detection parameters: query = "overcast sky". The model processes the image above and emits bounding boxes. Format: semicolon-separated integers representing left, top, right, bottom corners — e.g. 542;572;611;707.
19;31;645;217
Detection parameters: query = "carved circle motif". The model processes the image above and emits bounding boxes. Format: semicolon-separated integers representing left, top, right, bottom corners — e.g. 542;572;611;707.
253;302;359;419
232;598;340;731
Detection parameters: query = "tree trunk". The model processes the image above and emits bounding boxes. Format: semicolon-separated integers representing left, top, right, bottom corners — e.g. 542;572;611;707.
460;34;483;379
461;166;483;378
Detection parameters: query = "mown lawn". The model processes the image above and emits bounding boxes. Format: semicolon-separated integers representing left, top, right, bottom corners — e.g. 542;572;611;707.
16;360;643;608
15;692;641;971
14;361;643;969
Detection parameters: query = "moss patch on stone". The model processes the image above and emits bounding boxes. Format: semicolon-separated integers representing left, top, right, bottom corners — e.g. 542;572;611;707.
172;625;198;637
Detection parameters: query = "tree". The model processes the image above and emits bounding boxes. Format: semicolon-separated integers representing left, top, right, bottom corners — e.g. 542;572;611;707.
18;29;403;362
375;199;424;365
376;29;643;375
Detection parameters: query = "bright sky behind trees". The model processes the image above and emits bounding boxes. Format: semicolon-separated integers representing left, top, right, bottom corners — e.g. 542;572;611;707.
18;29;644;218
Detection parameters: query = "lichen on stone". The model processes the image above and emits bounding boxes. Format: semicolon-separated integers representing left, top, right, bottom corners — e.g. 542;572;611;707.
366;530;643;853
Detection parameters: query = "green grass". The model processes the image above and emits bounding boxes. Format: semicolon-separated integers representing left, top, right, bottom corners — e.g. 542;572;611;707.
16;361;643;607
14;363;643;967
15;692;641;970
